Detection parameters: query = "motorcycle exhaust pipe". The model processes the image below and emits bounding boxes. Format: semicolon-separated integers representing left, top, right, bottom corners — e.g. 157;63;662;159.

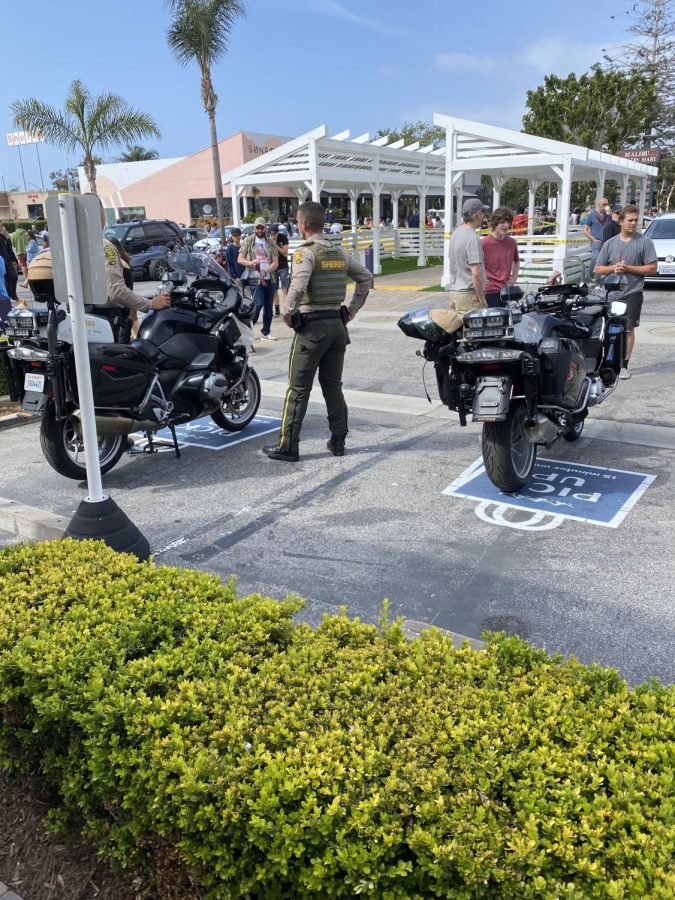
524;415;558;444
72;410;159;436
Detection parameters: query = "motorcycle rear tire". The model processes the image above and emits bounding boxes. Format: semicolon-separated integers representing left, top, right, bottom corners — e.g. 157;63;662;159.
40;401;126;480
482;402;537;493
210;368;261;432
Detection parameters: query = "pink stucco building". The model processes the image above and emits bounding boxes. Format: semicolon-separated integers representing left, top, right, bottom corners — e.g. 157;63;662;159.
79;130;295;224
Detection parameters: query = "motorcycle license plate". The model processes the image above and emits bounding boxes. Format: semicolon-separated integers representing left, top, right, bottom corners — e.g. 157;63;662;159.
24;373;45;393
658;264;675;275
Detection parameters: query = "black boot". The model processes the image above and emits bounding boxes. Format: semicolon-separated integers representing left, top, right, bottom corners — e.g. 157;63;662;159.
327;435;346;456
274;305;280;317
263;445;299;462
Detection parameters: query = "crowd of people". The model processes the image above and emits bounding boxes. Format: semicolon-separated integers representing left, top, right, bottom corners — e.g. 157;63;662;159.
446;198;657;380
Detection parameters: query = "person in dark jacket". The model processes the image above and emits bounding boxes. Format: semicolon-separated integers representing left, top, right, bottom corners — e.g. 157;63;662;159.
0;225;19;301
602;207;621;244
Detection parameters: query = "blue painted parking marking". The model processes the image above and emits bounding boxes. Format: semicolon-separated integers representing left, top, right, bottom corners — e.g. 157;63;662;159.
132;415;280;452
443;457;655;528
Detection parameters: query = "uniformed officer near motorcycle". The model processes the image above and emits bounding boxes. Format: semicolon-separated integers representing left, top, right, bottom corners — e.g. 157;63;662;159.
262;201;372;462
99;239;171;341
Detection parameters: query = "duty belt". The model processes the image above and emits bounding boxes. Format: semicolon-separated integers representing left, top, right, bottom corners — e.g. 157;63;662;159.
303;309;342;321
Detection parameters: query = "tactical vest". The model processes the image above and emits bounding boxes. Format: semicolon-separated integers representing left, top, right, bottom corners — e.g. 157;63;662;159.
304;240;348;308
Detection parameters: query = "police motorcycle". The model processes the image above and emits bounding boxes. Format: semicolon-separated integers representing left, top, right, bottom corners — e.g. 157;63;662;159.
1;248;259;480
398;276;629;492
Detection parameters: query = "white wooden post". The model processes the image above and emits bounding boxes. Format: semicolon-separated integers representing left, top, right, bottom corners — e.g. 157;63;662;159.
595;169;607;204
637;176;647;228
554;159;572;277
441;122;454;287
370;182;382;275
527;179;537;233
391;190;400;228
492;175;504;210
231;181;241;226
417;186;427;267
620;174;629;207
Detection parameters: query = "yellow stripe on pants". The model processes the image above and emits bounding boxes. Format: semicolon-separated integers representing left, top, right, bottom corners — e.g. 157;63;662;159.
279;332;299;447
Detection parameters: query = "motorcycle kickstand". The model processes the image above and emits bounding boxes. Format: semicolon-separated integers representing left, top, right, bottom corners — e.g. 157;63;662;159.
169;424;181;459
143;430;155;454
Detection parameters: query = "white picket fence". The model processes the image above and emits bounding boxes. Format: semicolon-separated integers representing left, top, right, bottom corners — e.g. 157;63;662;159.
288;226;592;284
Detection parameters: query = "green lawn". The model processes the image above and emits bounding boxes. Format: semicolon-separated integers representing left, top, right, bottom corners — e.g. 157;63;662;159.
421;283;445;292
377;256;442;277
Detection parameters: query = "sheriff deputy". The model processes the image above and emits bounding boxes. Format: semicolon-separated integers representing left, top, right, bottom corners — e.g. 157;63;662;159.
262;201;372;462
99;239;171;341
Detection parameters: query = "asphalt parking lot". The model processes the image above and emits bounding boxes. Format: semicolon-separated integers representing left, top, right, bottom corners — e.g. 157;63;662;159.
1;278;674;686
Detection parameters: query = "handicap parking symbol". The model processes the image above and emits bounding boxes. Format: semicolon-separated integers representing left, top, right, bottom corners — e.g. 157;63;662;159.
443;457;655;529
131;415;281;452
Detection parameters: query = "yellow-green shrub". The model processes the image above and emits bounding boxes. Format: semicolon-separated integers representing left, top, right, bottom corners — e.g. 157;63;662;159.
0;540;673;898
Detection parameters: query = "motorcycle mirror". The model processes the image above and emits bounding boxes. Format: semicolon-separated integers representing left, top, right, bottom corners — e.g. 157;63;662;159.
500;285;523;303
610;299;628;317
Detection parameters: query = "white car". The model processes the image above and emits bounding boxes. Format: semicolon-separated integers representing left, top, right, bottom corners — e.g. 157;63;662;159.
643;213;675;284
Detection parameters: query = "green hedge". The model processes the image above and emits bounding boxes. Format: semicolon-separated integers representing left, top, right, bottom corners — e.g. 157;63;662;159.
0;540;673;898
1;220;47;234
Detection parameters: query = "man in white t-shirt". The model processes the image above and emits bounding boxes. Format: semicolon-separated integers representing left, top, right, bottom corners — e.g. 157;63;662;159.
238;218;279;340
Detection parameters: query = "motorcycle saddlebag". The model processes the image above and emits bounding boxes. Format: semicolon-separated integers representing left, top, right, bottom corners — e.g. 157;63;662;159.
88;343;155;407
538;338;587;406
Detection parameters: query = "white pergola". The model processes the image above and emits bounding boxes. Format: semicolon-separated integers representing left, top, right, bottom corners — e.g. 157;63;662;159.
434;114;659;286
226;125;447;273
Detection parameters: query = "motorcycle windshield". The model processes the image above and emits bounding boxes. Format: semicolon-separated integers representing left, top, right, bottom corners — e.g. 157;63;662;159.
167;248;231;284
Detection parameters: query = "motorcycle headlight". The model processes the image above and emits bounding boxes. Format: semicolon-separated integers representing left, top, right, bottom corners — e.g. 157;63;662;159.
239;295;255;317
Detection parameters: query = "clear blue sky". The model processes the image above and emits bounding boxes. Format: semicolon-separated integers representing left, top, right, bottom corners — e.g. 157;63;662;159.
3;0;633;191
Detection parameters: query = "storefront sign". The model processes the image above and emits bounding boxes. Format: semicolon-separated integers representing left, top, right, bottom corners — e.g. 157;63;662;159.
6;130;45;146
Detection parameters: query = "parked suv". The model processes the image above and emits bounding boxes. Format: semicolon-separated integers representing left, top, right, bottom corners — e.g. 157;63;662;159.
103;219;184;280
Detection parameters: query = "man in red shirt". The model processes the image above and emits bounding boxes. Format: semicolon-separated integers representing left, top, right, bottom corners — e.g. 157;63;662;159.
482;207;520;307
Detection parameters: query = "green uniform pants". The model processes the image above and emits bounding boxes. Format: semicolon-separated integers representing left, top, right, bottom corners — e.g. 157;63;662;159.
279;318;349;453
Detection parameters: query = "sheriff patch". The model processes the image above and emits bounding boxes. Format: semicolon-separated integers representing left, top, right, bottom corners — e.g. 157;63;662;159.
320;260;346;270
104;246;118;266
293;250;304;265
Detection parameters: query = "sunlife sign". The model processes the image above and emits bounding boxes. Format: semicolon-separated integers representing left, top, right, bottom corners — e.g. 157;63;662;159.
443;458;655;529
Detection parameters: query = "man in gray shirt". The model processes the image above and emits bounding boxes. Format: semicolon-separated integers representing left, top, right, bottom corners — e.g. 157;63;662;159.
447;198;487;314
595;204;657;380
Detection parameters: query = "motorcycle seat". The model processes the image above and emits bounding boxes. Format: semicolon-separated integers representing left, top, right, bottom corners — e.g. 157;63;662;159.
130;338;162;363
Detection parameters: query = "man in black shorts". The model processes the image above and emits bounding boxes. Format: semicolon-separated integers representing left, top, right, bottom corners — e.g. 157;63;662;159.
595;204;657;380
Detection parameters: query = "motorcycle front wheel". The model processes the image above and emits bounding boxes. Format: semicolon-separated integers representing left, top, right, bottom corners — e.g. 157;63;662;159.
40;401;126;480
210;368;261;432
482;402;537;493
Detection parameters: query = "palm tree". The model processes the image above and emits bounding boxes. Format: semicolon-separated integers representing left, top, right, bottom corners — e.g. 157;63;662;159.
166;0;245;240
11;80;160;196
118;145;160;162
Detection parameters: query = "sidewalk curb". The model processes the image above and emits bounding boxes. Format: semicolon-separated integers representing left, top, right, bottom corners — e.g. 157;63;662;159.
0;497;67;542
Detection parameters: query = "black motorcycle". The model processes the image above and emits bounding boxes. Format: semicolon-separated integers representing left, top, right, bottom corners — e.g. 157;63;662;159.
2;252;260;480
398;277;629;492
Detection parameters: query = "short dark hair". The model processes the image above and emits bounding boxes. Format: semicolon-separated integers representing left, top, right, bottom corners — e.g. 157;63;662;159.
618;204;639;221
297;201;325;233
490;207;513;229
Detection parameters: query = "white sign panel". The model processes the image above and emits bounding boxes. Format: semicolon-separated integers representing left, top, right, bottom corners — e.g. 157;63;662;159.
7;131;45;146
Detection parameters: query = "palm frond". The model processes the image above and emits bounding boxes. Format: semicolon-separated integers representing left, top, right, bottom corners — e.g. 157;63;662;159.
10;98;80;153
167;0;244;67
93;110;161;152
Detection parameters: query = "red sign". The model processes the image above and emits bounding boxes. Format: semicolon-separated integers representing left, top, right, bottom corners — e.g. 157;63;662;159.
27;193;39;201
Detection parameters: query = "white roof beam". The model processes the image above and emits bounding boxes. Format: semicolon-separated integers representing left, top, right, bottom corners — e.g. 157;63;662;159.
331;129;350;141
351;132;371;143
370;136;390;146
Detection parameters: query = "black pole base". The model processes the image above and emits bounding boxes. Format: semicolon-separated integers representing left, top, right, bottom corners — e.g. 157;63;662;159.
64;495;151;561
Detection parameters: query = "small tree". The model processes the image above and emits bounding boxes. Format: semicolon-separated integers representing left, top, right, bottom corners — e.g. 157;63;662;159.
523;67;658;152
118;145;160;162
11;80;160;196
166;0;245;241
377;120;445;148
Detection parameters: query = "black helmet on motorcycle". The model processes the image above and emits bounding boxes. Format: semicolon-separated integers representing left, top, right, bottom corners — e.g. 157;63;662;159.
27;248;56;302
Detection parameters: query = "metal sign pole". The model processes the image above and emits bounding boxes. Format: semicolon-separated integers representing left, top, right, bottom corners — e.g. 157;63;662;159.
58;193;104;501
